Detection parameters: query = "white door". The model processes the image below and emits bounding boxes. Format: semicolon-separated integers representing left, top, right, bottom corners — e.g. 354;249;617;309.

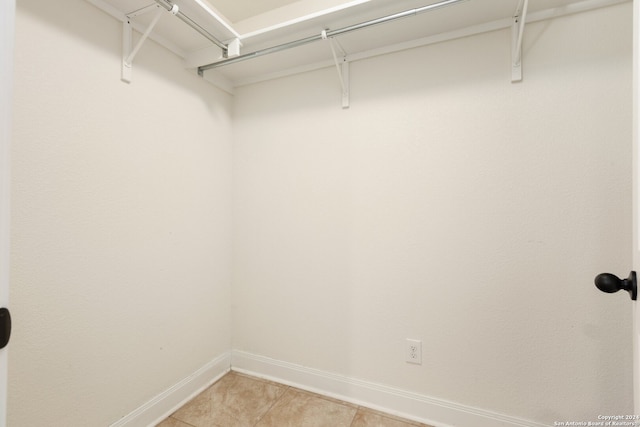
634;0;640;417
594;0;640;417
0;0;15;426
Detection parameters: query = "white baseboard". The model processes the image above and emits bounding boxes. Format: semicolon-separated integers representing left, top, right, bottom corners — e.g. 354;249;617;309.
110;350;548;427
231;350;549;427
109;352;231;427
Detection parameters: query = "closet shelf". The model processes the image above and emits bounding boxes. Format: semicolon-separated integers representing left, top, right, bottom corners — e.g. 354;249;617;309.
87;0;629;92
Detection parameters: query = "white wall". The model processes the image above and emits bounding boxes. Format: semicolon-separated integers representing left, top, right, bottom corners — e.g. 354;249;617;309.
10;0;232;425
8;1;634;426
233;3;633;425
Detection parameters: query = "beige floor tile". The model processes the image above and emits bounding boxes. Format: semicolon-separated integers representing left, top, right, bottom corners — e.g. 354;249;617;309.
256;388;357;427
155;417;195;427
171;372;287;427
160;372;433;427
292;388;359;409
350;408;433;427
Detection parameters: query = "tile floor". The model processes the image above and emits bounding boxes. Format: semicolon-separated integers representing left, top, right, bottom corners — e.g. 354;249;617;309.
156;371;434;427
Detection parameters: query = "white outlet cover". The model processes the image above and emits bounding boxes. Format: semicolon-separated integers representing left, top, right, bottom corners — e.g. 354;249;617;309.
406;339;422;365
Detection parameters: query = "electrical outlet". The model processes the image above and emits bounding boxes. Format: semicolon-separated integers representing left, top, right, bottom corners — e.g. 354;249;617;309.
406;339;422;365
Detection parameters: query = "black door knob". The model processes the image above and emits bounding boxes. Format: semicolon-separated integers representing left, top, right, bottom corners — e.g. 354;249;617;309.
0;308;10;349
594;271;637;301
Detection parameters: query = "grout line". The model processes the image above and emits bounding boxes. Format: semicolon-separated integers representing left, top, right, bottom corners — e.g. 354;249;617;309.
168;415;198;427
257;385;291;426
250;381;291;427
348;406;360;427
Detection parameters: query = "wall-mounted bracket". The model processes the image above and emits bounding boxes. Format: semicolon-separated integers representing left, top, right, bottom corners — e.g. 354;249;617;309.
323;30;350;109
122;4;177;83
227;38;242;58
340;61;350;109
511;0;528;83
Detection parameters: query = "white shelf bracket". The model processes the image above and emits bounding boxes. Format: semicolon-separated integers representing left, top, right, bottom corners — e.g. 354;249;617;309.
323;30;350;109
511;0;528;83
122;4;175;83
341;61;350;109
122;20;133;83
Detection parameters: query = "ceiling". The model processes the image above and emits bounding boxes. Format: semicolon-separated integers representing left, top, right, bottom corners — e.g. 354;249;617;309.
89;0;629;90
211;0;304;23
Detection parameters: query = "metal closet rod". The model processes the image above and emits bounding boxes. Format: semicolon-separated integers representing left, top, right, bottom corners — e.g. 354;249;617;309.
154;0;228;52
197;0;467;74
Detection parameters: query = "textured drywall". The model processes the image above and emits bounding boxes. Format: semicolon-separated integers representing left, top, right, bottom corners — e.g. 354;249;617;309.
232;3;633;424
10;0;233;425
